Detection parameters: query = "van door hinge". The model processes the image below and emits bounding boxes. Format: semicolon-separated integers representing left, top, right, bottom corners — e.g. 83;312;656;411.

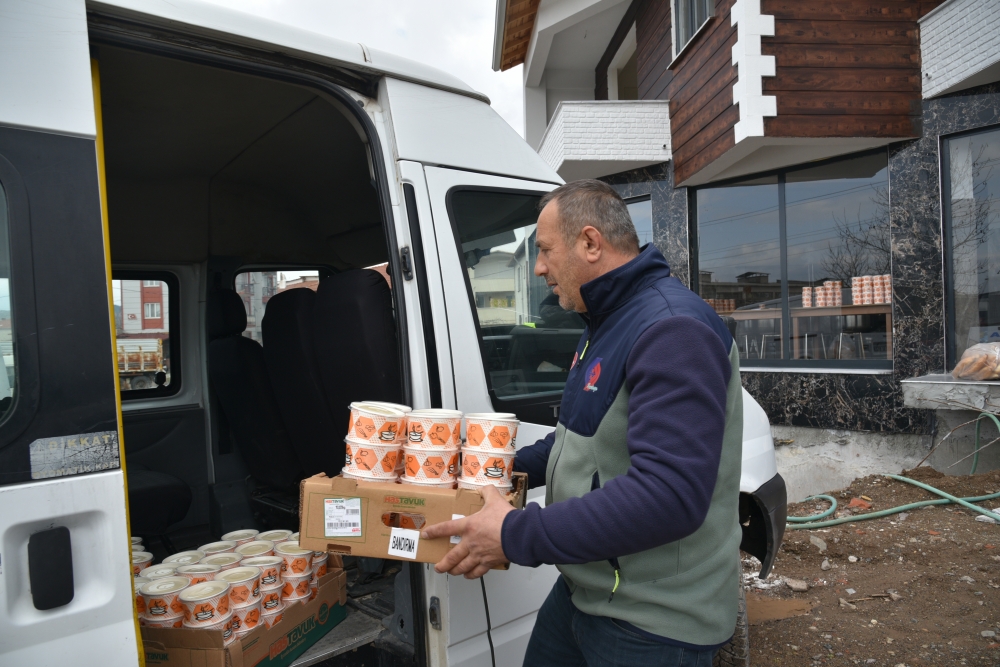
428;596;442;630
400;246;414;281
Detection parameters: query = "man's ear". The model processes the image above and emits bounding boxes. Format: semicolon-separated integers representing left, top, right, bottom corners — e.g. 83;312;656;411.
580;226;603;263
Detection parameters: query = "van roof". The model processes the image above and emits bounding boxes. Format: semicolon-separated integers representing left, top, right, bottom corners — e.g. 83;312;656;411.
91;0;491;104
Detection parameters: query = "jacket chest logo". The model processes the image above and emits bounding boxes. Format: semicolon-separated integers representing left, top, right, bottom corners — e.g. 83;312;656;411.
583;358;602;392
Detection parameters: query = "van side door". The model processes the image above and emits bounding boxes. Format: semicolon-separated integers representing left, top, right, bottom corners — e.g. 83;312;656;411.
0;2;139;664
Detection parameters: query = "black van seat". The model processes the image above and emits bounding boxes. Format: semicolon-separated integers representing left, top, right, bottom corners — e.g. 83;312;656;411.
313;269;402;436
207;288;303;490
261;287;341;478
127;465;192;547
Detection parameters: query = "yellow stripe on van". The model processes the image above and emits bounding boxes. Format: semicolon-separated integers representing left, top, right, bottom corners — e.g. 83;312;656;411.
91;57;145;667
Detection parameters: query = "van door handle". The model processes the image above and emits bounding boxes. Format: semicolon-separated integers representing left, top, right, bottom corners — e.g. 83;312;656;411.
400;247;414;281
28;526;75;610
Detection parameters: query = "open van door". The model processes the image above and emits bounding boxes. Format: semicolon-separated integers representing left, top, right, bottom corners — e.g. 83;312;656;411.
0;2;139;664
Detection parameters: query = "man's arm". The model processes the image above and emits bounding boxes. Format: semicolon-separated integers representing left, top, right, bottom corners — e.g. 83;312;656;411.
500;316;731;567
512;430;555;489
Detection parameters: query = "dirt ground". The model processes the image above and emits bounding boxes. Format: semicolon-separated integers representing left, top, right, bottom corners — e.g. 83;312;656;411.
744;467;1000;666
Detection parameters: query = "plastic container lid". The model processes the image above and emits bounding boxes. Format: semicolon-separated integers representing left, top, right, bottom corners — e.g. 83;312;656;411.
179;580;230;603
235;540;275;556
132;551;154;564
198;541;238;554
163;550;207;565
139;564;179;580
274;541;312;557
200;553;243;567
140;576;190;596
217;566;261;584
221;529;259;542
257;530;292;543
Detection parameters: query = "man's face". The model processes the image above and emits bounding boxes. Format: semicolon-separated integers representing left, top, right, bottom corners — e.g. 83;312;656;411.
534;201;588;312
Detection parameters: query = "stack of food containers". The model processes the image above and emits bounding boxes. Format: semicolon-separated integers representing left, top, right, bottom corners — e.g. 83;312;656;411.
243;554;285;627
401;409;462;487
459;413;518;493
275;540;314;606
341;402;522;492
801;286;812;308
138;576;191;628
131;525;337;636
343;402;409;483
180;579;235;644
217;566;264;638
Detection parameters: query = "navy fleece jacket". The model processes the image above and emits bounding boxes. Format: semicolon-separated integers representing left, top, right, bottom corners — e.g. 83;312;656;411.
501;247;731;567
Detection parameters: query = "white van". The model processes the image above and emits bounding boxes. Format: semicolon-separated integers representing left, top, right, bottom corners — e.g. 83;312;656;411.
0;2;786;666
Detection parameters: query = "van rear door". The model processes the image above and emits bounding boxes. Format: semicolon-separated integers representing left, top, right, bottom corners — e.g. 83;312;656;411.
0;2;139;664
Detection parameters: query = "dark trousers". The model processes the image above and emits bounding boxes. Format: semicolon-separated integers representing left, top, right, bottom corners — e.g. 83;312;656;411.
523;577;717;667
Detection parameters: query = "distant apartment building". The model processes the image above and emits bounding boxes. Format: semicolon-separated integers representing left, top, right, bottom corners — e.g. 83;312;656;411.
117;279;168;339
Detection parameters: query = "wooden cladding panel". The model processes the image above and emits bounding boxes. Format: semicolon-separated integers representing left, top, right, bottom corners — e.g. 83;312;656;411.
636;0;673;99
498;0;540;71
647;0;739;184
761;0;928;140
771;20;916;44
764;114;920;137
763;68;920;92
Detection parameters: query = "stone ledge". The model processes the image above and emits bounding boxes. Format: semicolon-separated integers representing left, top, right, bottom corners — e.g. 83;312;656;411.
901;374;1000;412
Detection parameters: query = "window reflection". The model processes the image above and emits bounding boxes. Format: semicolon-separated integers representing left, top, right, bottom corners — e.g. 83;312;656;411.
945;126;1000;368
0;183;13;414
695;151;892;367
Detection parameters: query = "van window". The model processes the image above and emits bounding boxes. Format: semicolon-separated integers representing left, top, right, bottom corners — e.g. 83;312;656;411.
0;183;14;416
113;273;178;395
449;189;585;405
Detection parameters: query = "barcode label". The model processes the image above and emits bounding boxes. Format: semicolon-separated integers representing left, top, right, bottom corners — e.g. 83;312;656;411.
325;497;362;537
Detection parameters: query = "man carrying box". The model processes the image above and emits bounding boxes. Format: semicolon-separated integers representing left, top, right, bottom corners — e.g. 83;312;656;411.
422;179;743;667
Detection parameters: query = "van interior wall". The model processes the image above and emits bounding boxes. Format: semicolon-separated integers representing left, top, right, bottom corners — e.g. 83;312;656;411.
100;45;385;266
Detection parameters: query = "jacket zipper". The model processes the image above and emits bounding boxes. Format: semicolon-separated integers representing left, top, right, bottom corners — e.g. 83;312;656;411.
591;471;622;602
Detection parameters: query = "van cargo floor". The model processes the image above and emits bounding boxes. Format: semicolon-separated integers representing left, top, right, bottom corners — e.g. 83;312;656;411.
290;608;384;667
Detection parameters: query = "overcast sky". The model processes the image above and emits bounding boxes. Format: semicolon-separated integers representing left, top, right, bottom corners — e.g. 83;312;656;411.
202;0;525;136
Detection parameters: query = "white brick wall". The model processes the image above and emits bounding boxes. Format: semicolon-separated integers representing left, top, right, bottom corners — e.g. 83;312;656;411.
921;0;1000;98
536;100;671;178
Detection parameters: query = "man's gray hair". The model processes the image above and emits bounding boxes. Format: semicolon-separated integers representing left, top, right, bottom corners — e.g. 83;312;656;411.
539;179;640;255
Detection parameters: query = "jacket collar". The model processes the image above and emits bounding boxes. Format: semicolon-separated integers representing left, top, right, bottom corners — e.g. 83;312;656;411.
579;244;672;328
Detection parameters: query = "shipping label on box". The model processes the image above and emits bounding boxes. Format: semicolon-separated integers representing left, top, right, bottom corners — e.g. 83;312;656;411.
298;473;527;564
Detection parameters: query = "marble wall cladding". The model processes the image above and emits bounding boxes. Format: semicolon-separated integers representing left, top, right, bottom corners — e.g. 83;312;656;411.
602;162;690;286
602;84;1000;435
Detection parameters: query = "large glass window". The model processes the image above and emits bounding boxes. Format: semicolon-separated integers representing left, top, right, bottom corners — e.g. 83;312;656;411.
944;125;1000;370
114;274;177;393
626;196;653;247
0;183;14;416
694;151;892;369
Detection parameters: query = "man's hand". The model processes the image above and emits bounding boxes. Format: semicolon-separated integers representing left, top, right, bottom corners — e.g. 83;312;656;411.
421;484;514;578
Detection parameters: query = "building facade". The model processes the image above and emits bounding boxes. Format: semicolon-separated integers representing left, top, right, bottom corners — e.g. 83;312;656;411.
495;0;1000;492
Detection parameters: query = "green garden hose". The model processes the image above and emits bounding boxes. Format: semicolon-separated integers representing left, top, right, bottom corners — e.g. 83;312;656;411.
788;412;1000;529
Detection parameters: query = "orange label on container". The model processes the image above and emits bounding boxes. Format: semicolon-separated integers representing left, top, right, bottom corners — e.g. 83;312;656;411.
231;585;251;605
315;562;327;578
262;591;281;610
289;557;310;575
408;422;424;443
483;457;507;479
244;607;260;628
281;581;294;597
189;576;209;585
355;416;377;440
463;455;481;478
345;442;353;467
381;450;399;472
295;579;311;596
193;602;216;622
354;448;378;471
378;422;398;442
447;452;460;476
453;422;462;442
260;567;279;586
405;454;420;477
217;595;229;615
147;598;171;616
466;424;485;447
422;456;445;478
488;426;511;449
136;596;147;614
428;423;451;446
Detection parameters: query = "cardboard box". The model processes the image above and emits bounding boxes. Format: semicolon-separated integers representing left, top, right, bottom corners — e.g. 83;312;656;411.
140;568;347;667
298;473;527;564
